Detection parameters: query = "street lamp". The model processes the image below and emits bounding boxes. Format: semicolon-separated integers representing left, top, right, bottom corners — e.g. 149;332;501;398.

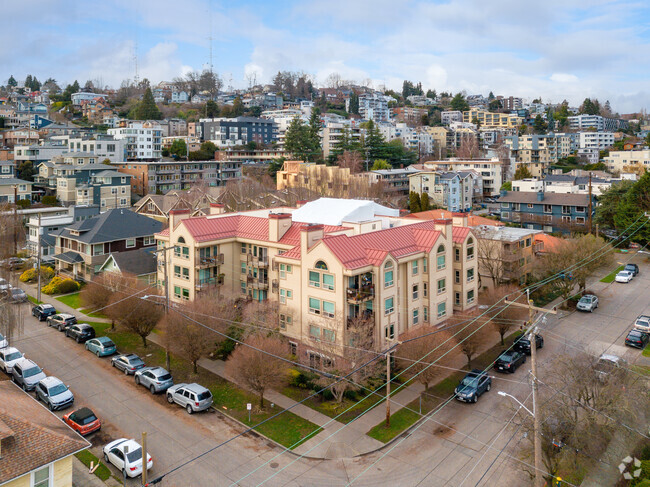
497;390;534;417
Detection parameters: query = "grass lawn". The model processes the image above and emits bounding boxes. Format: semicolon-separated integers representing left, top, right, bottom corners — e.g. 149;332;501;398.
56;292;82;309
87;322;321;449
643;345;650;358
600;265;625;283
366;331;521;443
75;450;112;481
26;295;41;305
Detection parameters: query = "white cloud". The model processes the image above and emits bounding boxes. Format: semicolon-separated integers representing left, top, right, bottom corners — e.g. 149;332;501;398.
550;73;579;83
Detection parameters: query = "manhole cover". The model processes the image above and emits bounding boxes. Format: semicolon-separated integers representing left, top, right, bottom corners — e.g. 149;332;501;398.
270;462;279;469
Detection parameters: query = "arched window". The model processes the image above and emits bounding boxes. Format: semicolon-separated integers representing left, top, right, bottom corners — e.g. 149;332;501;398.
175;236;188;258
384;261;394;287
177;236;186;244
436;244;446;270
467;237;475;260
315;260;328;270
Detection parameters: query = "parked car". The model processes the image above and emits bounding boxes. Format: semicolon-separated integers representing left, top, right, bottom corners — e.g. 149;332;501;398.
47;313;77;331
102;438;153;478
615;270;634;283
494;350;527;373
166;383;213;414
65;324;95;343
0;332;7;349
1;257;25;270
8;287;27;303
0;278;12;292
11;358;46;391
32;304;57;321
625;329;650;349
512;334;544;355
111;354;145;375
135;366;173;394
633;315;650;334
63;407;101;436
0;347;23;374
576;294;598;312
85;337;117;357
595;353;627;381
34;376;74;411
624;263;639;276
454;369;491;403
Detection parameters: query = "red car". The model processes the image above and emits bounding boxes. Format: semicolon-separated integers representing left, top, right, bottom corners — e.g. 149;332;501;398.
63;407;101;436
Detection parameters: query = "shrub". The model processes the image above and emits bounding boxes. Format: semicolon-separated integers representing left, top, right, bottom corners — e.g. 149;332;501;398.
16;199;31;209
42;276;80;295
289;370;319;390
41;195;59;206
19;266;55;283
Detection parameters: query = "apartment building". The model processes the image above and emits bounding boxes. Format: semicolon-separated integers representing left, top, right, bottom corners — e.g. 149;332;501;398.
13;142;70;164
497;191;596;234
462;109;522;129
52;208;162;281
392;106;428;126
358;93;391;122
107;121;163;160
112;160;242;196
363;166;422;196
155;204;478;354
497;96;523;111
320;120;364;160
409;170;475;212
472;225;542;286
422;158;505;196
567;114;628;132
578;132;614;150
276;161;365;197
199;117;277;147
505;134;573;166
441;111;463;126
0;127;39;147
378;123;435;155
56;165;131;209
604;150;650;173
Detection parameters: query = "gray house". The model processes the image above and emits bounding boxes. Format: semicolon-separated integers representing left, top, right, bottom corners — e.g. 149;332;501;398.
497;191;596;234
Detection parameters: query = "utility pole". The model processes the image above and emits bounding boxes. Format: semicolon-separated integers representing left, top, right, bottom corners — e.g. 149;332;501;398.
163;249;171;371
141;431;147;485
588;171;592;234
12;185;17;255
385;347;392;427
37;213;42;302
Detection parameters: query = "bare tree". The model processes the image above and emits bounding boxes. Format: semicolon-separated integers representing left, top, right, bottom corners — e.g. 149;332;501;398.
397;327;458;392
481;285;527;345
0;203;24;260
336;151;363;174
165;307;214;374
476;238;507;287
451;313;490;368
106;284;163;347
225;333;288;408
240;300;279;336
325;72;342;89
456;134;480;159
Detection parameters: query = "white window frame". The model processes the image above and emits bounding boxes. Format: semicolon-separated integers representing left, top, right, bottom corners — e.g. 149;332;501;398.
31;463;53;487
126;238;136;248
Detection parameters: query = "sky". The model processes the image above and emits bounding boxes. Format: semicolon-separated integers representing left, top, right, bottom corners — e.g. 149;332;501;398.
2;0;650;113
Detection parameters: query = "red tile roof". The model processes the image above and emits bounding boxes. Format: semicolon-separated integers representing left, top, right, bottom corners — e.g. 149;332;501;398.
406;209;505;227
534;234;565;253
320;221;442;269
166;215;349;244
452;226;471;243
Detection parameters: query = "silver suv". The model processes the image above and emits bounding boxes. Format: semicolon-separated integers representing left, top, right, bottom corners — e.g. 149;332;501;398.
134;366;173;394
166;383;213;414
11;358;46;391
35;376;74;411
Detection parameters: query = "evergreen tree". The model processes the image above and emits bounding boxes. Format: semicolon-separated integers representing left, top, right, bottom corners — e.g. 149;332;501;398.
421;192;431;211
307;109;322;161
232;96;244;117
348;93;359;114
555;102;569;128
131;88;162;120
71;80;80;92
409;192;422;213
363;120;386;162
7;75;17;87
514;165;533;180
488;91;495;100
450;93;469;112
205;100;219;118
426;89;437;100
613;172;650;245
284;117;312;161
169;139;187;159
533;114;547;134
580;98;600;115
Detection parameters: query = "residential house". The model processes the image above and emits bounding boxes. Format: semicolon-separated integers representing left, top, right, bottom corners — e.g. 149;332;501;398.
71;92;102;106
99;247;158;284
171;91;189;103
55;164;131;209
0;381;90;487
422;158;506;196
132;187;223;224
0;177;32;203
52;208;163;281
497;191;596;233
79;97;114;122
472;225;543;286
409;170;475;211
155;202;478;356
0;160;16;178
14;143;70;164
405;209;505;228
0;127;39;147
27;205;100;263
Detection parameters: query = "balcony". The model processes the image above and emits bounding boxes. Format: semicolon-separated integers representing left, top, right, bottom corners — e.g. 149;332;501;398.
197;254;224;268
272;279;279;293
195;274;224;291
248;255;269;268
346;284;375;303
347;310;375;328
250;279;269;290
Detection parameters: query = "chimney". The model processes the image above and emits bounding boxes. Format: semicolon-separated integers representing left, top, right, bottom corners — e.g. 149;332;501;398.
209;203;225;215
451;212;468;227
433;218;453;238
269;213;292;242
169;208;191;230
537;191;544;201
296;200;308;208
300;223;324;251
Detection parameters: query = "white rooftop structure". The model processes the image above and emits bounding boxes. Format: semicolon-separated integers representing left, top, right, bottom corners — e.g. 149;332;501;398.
473;225;542;242
291;198;399;226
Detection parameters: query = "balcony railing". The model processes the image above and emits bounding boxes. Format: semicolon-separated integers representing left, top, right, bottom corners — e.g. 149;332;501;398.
195;274;224;291
197;254;224;267
346;284;375;303
248;255;269;267
251;279;269;290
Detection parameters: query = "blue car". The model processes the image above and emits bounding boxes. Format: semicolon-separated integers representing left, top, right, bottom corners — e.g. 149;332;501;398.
84;337;117;357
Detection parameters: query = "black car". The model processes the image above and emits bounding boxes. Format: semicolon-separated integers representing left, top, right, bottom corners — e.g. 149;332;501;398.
454;369;491;403
624;263;639;277
65;324;96;343
32;304;57;321
494;350;526;373
513;334;544;355
625;329;649;349
47;313;77;331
